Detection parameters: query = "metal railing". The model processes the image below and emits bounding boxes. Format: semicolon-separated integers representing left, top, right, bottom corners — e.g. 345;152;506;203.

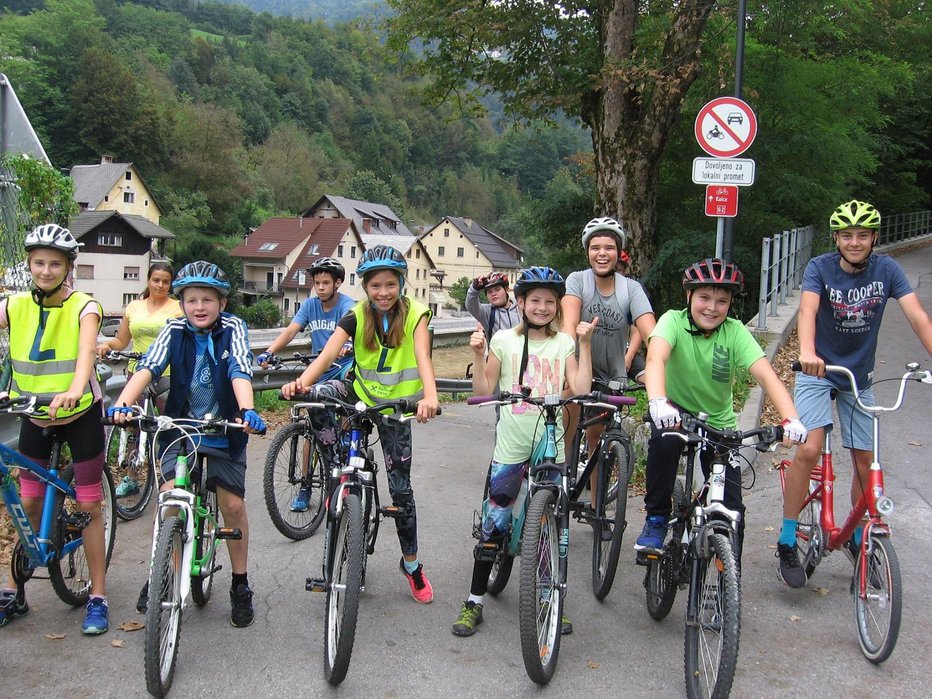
879;210;931;246
756;225;816;331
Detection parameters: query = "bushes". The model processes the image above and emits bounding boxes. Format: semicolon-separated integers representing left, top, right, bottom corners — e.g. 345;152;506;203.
240;298;282;328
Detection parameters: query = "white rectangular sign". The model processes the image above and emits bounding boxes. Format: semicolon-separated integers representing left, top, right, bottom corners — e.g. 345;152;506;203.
692;157;756;186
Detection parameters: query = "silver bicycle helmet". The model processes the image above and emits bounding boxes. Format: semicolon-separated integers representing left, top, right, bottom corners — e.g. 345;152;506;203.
581;217;627;250
24;223;82;260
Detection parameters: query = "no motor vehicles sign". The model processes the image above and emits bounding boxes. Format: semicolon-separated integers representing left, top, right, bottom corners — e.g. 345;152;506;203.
695;97;758;158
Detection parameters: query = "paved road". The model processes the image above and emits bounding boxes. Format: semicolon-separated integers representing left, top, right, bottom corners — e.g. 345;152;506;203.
3;246;931;697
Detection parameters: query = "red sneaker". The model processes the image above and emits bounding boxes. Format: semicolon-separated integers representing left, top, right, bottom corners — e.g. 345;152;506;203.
399;558;433;604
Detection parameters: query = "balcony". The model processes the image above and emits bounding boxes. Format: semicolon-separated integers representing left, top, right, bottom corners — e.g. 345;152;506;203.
242;280;283;295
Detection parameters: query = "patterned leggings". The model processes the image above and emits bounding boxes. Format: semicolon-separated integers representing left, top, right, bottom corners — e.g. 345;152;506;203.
307;379;419;556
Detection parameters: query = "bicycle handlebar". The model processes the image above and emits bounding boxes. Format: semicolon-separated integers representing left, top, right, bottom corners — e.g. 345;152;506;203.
791;360;931;414
467;391;636;409
103;350;144;361
280;393;441;421
0;394;53;413
111;407;266;436
662;412;783;452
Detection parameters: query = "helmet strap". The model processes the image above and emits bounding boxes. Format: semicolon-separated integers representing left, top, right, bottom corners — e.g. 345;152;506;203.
518;312;548;386
684;290;724;337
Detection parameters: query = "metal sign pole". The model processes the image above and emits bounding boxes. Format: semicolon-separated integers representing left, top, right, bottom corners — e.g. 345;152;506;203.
721;0;747;263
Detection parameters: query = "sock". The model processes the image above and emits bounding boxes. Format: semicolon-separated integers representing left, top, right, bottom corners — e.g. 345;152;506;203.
89;595;107;602
403;558;419;574
778;518;798;546
853;525;864;546
232;573;249;591
467;594;484;606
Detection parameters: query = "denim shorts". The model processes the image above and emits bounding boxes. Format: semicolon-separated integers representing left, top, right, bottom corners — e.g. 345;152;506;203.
794;372;875;451
158;442;247;498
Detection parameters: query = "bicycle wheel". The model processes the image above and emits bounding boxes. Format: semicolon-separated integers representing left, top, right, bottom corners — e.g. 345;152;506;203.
796;479;823;578
646;479;686;620
685;532;740;699
264;422;327;540
323;493;365;686
107;424;156;521
191;487;218;607
591;437;632;599
487;553;515;596
49;464;117;606
853;535;901;663
145;516;185;698
519;488;563;686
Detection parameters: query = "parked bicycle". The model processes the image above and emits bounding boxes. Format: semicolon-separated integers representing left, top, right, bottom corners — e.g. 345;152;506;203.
467;390;634;685
637;412;784;699
101;350;161;520
0;395;116;621
777;362;930;663
112;411;261;697
297;395;439;686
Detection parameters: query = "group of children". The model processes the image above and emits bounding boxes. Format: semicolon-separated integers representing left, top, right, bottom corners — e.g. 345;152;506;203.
3;197;929;644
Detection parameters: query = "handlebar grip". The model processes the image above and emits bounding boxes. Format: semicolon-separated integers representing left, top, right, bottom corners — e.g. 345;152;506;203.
791;361;802;372
467;395;496;405
604;394;637;407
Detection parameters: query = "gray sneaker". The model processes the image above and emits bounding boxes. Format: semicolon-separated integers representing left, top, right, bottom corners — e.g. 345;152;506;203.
776;543;807;588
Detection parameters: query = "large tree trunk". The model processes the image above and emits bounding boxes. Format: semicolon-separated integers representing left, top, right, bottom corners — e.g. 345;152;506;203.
587;0;718;276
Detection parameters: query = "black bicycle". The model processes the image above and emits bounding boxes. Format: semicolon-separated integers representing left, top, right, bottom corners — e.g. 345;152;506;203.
295;395;439;686
637;412;783;699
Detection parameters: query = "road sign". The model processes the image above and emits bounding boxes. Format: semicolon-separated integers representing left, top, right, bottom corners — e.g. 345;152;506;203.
705;185;739;218
692;157;756;186
694;96;758;158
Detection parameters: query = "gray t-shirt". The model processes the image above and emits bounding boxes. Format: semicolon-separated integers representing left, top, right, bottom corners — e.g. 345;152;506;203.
565;270;653;381
465;283;521;339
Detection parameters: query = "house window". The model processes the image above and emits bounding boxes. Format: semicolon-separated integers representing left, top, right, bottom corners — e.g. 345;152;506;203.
416;249;421;259
351;246;357;259
476;251;480;258
125;171;132;181
122;293;136;306
284;297;290;314
349;273;356;285
338;244;344;257
98;233;122;247
104;195;109;202
438;246;445;257
123;266;140;280
444;228;450;237
123;191;135;204
144;199;149;207
76;264;94;279
306;244;319;256
257;243;278;252
457;247;464;258
415;269;420;279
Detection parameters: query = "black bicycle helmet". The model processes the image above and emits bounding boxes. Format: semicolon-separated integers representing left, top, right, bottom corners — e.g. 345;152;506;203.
172;261;231;297
478;272;509;291
24;223;82;260
308;256;345;282
513;266;566;299
682;258;744;293
356;245;407;276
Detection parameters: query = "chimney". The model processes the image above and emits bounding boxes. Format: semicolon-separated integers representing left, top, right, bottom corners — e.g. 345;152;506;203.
363;219;371;233
463;217;473;228
101;155;113;164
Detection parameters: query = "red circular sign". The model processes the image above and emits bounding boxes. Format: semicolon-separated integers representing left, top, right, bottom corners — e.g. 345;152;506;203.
694;97;758;158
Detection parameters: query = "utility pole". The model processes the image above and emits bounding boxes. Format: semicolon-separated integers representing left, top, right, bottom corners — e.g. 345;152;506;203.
721;0;747;263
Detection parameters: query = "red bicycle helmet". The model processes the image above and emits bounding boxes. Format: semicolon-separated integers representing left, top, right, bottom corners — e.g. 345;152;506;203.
682;258;744;293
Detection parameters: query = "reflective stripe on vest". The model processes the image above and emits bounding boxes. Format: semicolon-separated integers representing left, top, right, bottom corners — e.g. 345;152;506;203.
7;291;99;420
350;298;430;407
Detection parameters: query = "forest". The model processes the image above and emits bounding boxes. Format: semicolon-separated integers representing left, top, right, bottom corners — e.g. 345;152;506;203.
0;0;928;317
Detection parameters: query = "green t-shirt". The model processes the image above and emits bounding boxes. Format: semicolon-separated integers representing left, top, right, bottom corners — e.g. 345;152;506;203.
490;328;576;464
650;309;765;429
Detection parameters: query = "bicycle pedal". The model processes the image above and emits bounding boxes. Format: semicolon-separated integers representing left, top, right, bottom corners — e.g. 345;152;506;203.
216;527;242;540
61;510;92;531
306;577;327;593
379;506;401;518
635;550;661;566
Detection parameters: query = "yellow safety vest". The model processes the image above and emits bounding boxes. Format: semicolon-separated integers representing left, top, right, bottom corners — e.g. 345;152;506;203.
351;298;430;407
7;291;100;420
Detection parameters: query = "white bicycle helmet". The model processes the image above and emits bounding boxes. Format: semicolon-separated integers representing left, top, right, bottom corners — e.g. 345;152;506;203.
581;217;627;250
24;223;82;260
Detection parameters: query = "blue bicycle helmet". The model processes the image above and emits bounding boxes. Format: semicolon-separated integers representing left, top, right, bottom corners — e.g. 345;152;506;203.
356;245;407;277
513;266;565;299
172;260;231;297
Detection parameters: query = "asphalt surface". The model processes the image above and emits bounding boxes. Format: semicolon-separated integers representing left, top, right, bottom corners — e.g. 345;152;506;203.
2;245;930;698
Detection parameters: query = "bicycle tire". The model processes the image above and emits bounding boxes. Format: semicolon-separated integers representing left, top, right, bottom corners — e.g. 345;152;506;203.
145;516;185;698
107;423;156;522
487;553;515;596
645;478;686;620
853;535;901;663
191;487;218;607
519;488;563;686
684;532;740;699
49;464;117;606
796;478;823;578
591;438;632;599
323;493;365;686
263;422;327;540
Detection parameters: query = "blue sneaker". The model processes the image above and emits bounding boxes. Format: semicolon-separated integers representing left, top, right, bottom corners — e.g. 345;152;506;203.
290;488;310;512
82;598;109;635
634;515;668;551
115;476;140;498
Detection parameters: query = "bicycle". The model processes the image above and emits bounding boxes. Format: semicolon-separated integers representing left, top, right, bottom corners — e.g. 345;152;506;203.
297;395;438;686
777;361;930;663
467;390;634;685
262;352;349;540
101;350;161;521
568;377;641;599
0;395;116;622
114;411;261;697
636;412;784;699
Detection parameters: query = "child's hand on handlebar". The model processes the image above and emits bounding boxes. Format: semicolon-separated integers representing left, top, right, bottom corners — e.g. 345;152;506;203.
781;418;808;446
796;352;825;378
106;404;135;425
649;397;680;429
256;351;274;368
237;408;266;434
416;396;439;423
281;379;309;400
96;343;113;359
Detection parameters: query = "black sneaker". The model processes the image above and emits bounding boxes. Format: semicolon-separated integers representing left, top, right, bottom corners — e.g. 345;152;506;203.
230;583;255;628
775;543;807;589
136;581;149;614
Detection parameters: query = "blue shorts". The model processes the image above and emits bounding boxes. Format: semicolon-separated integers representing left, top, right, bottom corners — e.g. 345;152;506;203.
794;373;875;451
158;442;247;498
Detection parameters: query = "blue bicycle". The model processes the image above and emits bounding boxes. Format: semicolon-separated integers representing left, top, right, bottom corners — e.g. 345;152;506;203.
0;395;116;623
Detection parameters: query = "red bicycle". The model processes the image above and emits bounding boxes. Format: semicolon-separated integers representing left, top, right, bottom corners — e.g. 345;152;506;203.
777;361;931;663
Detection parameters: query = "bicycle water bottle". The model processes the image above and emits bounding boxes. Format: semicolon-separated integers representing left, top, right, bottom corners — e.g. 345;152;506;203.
175;453;188;487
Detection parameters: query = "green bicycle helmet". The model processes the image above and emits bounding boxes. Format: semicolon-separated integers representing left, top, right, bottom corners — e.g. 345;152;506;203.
830;200;881;231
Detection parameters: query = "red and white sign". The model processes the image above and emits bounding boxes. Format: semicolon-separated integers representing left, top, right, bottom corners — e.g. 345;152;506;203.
705;185;739;218
694;97;757;158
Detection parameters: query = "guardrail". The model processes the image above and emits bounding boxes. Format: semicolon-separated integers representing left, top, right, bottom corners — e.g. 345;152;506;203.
755;225;816;331
879;210;931;246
